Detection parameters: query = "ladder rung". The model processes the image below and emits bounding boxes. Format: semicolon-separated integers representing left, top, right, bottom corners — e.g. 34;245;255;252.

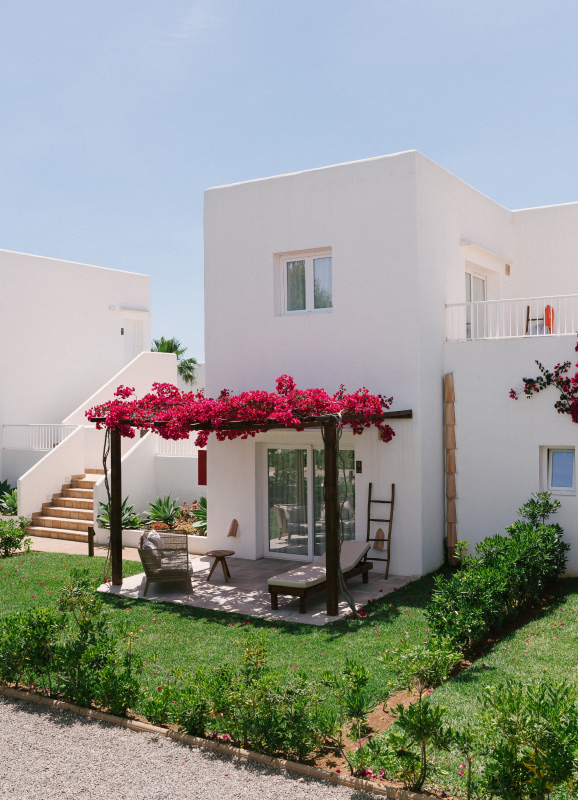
369;518;391;523
370;499;392;504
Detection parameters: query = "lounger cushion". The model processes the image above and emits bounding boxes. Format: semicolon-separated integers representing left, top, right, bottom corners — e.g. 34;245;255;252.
268;541;371;589
315;540;371;572
268;564;327;589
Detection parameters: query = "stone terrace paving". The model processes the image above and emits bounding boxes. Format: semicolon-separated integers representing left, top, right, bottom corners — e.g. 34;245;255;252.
27;535;416;625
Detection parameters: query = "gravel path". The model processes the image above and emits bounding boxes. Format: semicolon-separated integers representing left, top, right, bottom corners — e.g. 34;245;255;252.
0;697;376;800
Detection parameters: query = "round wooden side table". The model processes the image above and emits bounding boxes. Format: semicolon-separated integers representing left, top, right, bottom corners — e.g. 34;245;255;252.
205;549;235;583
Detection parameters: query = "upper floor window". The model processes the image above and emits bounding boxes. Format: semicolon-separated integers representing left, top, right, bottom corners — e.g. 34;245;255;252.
282;251;332;314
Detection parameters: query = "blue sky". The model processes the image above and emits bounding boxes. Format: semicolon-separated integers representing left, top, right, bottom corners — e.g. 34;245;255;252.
1;1;577;360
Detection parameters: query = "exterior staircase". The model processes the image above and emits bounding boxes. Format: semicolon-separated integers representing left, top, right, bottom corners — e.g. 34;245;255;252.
26;469;104;542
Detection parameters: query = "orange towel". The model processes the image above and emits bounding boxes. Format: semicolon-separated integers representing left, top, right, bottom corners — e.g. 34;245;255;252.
545;304;554;333
374;528;385;551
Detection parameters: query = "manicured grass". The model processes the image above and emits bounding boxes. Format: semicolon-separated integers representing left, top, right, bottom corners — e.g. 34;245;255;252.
4;551;577;797
0;552;144;616
0;550;435;695
426;578;578;798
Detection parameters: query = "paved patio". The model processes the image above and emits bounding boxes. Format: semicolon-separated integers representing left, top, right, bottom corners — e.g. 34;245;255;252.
97;554;418;626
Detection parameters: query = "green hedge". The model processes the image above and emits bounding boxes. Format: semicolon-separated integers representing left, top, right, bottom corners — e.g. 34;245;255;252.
427;498;569;648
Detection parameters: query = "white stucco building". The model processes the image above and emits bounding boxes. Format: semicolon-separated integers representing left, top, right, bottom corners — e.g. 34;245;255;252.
1;249;201;541
203;150;578;575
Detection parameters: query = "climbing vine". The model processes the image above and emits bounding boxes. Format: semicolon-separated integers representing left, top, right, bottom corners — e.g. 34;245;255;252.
87;375;396;446
510;338;578;423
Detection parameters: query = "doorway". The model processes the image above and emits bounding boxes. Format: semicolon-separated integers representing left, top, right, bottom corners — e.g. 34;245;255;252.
266;446;355;561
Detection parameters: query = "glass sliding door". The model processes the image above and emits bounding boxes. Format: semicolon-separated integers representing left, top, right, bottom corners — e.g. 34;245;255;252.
465;272;486;339
267;446;355;561
267;448;310;558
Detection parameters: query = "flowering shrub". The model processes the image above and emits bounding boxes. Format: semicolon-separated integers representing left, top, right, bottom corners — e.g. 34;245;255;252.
510;338;578;423
86;375;395;446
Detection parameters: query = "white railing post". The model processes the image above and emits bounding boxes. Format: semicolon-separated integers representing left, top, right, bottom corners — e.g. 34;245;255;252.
2;424;79;450
445;293;578;342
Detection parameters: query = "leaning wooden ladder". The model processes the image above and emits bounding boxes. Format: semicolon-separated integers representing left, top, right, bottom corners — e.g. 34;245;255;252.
366;483;395;579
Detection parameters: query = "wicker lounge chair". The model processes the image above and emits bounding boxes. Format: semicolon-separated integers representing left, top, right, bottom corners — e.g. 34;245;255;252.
268;540;372;614
138;531;194;596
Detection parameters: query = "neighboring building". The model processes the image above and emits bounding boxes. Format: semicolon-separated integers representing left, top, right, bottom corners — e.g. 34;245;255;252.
0;248;152;485
203;150;578;575
1;249;201;542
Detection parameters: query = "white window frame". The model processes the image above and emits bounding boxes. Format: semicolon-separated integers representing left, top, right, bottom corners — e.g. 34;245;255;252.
279;249;332;315
547;447;575;495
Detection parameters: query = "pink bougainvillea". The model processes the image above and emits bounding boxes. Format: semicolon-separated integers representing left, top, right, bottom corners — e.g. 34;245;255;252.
86;375;395;446
510;338;578;423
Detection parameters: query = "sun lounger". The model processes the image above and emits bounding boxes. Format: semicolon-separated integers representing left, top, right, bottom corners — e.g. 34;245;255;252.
268;540;372;614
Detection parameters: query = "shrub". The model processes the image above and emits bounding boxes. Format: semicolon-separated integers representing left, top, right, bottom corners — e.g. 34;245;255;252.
387;699;452;791
480;679;578;800
427;494;569;648
96;497;142;530
0;517;31;557
0;569;143;714
190;497;207;534
146;495;180;527
379;635;461;699
0;489;18;516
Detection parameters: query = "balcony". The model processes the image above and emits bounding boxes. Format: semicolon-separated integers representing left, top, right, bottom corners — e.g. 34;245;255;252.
446;294;578;342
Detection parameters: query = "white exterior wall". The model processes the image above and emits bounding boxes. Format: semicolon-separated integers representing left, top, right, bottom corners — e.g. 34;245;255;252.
154;454;202;506
205;152;437;575
444;336;578;573
510;203;578;298
0;249;150;428
413;156;515;572
204;149;578;575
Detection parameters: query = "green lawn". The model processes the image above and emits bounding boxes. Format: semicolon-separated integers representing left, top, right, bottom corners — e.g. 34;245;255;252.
0;550;434;690
428;578;578;798
2;551;577;798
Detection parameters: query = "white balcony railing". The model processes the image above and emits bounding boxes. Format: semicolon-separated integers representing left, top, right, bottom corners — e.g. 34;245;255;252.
446;294;578;342
2;424;79;451
156;437;199;457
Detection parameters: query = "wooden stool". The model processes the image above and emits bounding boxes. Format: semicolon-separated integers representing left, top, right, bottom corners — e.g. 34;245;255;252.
205;549;235;583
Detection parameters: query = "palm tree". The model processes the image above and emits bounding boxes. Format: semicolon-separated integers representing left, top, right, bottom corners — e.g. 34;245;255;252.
151;336;198;385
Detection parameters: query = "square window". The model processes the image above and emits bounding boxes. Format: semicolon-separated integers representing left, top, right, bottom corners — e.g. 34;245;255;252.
281;251;332;314
548;448;575;494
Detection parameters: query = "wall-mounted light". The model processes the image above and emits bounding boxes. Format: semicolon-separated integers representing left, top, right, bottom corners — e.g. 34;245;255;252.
505;264;511;276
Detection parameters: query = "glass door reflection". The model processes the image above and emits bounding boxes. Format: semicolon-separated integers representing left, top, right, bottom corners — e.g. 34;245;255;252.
267;448;310;558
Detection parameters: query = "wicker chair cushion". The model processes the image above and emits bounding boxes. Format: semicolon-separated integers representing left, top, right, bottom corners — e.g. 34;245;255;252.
146;531;163;548
141;538;161;568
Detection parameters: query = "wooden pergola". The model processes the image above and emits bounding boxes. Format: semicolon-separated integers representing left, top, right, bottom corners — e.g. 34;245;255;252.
92;409;412;616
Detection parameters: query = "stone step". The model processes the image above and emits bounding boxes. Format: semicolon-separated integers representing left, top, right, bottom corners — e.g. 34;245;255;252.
71;478;98;489
31;515;92;532
62;488;94;499
26;526;88;543
85;468;105;475
41;506;93;521
53;496;94;511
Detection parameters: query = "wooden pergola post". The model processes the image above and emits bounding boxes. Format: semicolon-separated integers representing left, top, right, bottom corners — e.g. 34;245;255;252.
110;427;123;586
323;418;339;616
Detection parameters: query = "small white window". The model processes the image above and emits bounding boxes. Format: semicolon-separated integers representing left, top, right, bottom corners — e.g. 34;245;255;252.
282;251;332;314
548;448;575;495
